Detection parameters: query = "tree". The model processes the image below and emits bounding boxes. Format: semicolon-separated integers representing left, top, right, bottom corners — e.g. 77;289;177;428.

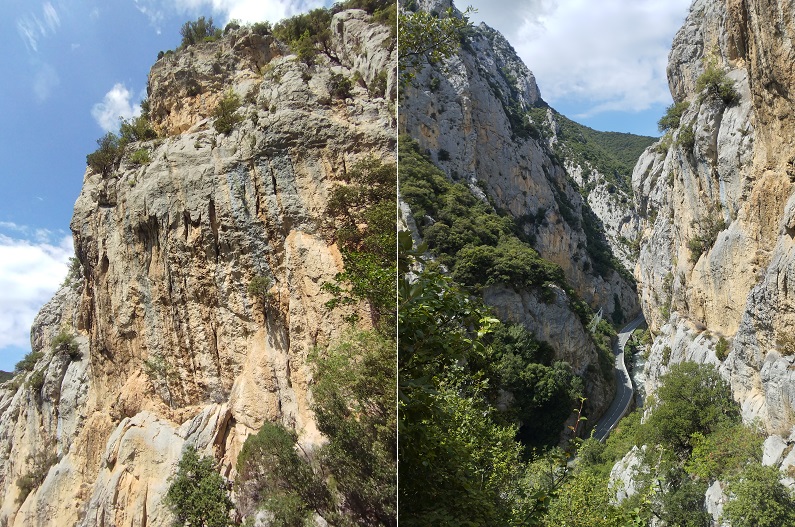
164;446;232;527
398;6;475;81
722;463;795;527
212;90;242;134
236;331;395;526
179;17;221;48
639;362;739;456
86;132;121;176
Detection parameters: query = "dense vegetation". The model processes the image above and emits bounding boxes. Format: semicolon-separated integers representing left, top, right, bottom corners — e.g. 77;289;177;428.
570;362;794;526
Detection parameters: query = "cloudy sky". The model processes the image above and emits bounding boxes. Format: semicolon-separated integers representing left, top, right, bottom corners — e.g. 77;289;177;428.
0;0;330;372
465;0;693;136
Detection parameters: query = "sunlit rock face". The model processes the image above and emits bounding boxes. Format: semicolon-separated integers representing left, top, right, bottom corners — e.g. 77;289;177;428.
0;11;396;526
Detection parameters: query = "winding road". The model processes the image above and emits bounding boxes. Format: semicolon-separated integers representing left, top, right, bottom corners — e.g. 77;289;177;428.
592;313;645;442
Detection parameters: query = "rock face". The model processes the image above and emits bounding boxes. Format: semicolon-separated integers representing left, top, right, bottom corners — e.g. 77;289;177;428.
400;0;640;421
0;11;395;526
634;0;795;437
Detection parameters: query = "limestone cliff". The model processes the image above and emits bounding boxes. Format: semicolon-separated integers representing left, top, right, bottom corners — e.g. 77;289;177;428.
400;0;640;421
0;10;395;526
633;0;795;481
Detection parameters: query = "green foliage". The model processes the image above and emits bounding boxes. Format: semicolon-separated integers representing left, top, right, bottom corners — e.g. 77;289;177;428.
179;17;222;48
165;446;233;527
369;69;389;98
14;350;43;374
676;123;696;150
273;8;333;64
550;106;655;194
62;256;81;287
251;21;272;36
323;156;396;327
86;132;122;176
129;148;151;165
715;336;729;360
685;423;762;481
722;463;795;527
16;443;58;505
542;466;635;527
640;362;740;456
328;72;353;99
311;330;396;525
399;136;565;293
212;90;242;134
696;62;739;105
237;331;395;526
398;7;474;82
119;112;157;143
688;206;726;263
52;329;81;360
657;101;690;132
247;276;272;303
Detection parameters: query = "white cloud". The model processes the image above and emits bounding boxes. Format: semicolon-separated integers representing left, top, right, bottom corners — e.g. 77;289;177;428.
0;232;72;351
134;0;329;28
468;0;692;116
16;2;61;52
91;83;142;132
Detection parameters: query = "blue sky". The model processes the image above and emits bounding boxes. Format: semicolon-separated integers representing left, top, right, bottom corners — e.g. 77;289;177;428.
466;0;693;137
0;0;330;372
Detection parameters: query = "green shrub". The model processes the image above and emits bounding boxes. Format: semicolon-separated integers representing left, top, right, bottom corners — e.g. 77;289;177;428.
247;276;272;302
52;330;81;360
251;21;272;36
273;9;333;64
62;256;81;287
696;63;739;105
179;17;221;48
15;445;58;505
715;336;729;360
662;345;672;366
129;148;151;165
14;351;43;374
369;69;388;98
328;73;353;99
688;208;726;263
27;369;45;392
212;90;242;134
119;113;156;143
675;124;695;150
86;132;122;176
165;446;233;527
657;101;690;132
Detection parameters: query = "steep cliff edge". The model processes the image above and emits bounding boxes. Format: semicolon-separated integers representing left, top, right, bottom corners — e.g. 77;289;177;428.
0;10;395;526
400;0;643;423
634;0;795;456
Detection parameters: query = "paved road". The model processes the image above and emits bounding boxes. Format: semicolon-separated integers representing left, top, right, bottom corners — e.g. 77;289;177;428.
592;313;645;442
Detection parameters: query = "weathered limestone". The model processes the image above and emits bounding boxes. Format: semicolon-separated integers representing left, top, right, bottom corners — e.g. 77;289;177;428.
0;11;395;526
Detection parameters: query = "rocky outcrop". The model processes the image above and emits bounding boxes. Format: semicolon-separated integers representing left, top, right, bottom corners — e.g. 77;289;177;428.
401;1;639;422
0;10;395;526
633;0;795;494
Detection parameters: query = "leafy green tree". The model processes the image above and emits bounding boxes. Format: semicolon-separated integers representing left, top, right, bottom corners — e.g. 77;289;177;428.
311;330;396;526
722;463;795;527
657;101;690;132
164;446;233;527
236;331;395;526
86;132;122;176
696;62;739;105
685;423;762;481
323;156;396;328
179;17;221;48
212;90;242;134
273;9;334;63
639;361;739;456
398;6;474;81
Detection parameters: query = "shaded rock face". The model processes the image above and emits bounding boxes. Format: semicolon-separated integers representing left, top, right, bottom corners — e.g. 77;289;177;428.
0;11;395;526
400;7;639;421
635;0;795;441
